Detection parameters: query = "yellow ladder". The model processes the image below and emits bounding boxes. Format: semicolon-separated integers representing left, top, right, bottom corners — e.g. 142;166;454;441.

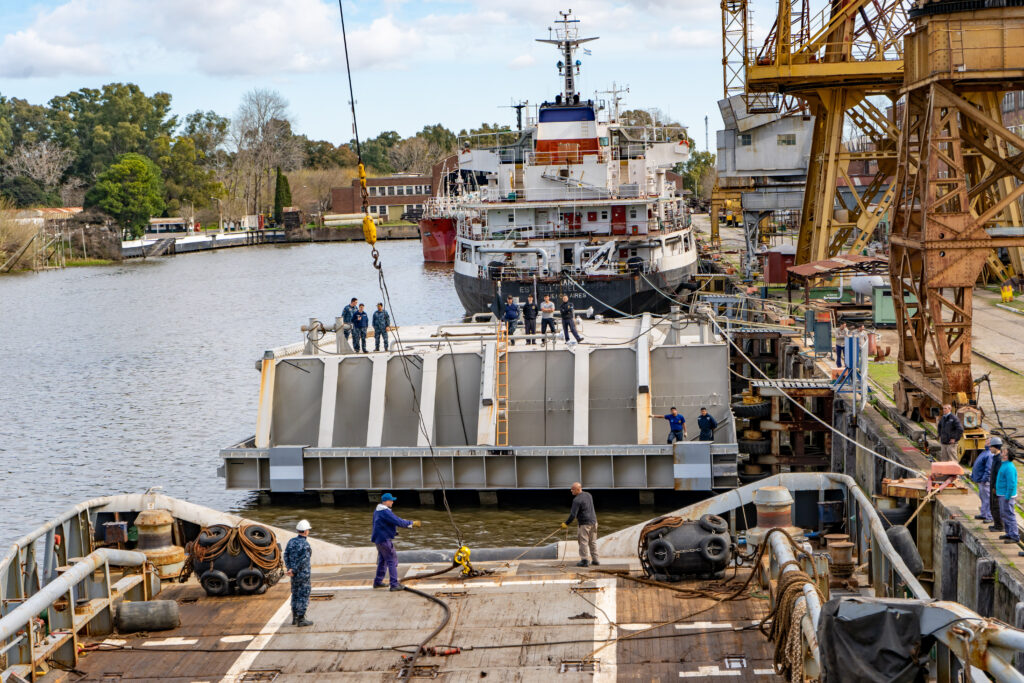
495;321;510;446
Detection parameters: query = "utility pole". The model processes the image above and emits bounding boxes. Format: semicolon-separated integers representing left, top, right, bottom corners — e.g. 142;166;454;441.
705;115;709;151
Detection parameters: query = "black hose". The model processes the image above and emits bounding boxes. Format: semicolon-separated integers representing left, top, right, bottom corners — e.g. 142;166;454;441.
399;585;451;681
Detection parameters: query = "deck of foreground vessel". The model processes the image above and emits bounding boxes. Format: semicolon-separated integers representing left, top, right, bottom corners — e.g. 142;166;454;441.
71;559;780;681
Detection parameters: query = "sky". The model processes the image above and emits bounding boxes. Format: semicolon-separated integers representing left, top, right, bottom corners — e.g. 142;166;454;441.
0;0;753;152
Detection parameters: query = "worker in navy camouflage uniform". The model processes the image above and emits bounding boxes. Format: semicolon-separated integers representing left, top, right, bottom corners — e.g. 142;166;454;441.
341;298;358;345
284;519;314;627
372;303;391;351
352;303;369;353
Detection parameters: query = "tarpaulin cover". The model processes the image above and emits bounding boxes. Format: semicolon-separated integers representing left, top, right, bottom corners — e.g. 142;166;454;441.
818;598;932;683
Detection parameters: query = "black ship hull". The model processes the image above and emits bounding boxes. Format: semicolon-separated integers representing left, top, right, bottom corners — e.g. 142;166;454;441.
454;262;700;317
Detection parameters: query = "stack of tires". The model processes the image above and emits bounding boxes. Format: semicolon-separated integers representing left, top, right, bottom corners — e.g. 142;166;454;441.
193;524;282;597
640;514;733;582
732;392;773;485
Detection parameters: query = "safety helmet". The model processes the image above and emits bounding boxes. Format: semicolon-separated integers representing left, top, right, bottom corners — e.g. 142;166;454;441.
296;519;311;532
990;436;1003;447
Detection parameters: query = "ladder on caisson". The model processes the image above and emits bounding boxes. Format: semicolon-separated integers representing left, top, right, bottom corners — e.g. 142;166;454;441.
495;321;510;446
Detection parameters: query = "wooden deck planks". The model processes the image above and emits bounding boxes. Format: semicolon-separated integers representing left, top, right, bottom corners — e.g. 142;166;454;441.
70;563;784;681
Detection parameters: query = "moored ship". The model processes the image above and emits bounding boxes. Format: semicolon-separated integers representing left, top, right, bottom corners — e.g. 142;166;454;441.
451;10;698;315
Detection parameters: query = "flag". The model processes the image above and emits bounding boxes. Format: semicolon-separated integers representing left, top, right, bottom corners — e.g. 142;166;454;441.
583;48;592;56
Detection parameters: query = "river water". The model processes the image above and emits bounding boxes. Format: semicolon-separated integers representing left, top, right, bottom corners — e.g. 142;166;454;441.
0;241;677;551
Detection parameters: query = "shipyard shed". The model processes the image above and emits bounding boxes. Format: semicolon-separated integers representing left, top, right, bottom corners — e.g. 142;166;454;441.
220;311;740;496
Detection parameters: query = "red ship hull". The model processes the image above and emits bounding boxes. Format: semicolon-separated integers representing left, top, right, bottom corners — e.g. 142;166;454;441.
419;217;456;263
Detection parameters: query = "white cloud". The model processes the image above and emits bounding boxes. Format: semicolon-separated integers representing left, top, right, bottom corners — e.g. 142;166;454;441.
650;26;719;50
0;28;107;77
508;54;536;69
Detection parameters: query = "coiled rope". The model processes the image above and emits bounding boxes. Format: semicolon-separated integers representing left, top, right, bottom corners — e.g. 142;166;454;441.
178;523;282;582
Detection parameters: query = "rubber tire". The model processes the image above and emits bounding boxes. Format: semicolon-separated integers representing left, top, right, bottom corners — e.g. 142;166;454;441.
738;438;772;455
116;600;180;633
885;525;924;576
236;567;265;594
731;400;771;419
197;524;230;547
647;537;676;569
242;524;274;548
699;514;729;534
699;535;730;563
200;569;231;597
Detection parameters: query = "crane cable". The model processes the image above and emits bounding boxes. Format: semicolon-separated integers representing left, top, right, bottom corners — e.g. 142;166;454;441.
335;0;464;552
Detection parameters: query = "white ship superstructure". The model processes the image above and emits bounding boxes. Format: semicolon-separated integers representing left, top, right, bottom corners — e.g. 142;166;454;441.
452;10;700;316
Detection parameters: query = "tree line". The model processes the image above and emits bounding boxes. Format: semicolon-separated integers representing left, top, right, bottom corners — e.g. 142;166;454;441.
0;84;491;237
0;83;714;238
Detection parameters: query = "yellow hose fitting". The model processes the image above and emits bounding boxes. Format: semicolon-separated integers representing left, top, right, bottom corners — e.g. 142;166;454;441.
362;213;377;246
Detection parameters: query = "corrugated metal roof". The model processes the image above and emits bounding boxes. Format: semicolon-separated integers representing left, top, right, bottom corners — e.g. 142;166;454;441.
786;254;887;279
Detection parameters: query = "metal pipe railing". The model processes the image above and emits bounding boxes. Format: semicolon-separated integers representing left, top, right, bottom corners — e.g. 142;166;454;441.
0;548;146;643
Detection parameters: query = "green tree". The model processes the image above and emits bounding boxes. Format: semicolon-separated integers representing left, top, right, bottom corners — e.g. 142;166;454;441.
354;131;402;173
181;110;230;166
417;124;457;154
273;167;292;224
300;137;358;169
154;134;225;216
48;83;176;180
676;149;716;200
84;153;165;238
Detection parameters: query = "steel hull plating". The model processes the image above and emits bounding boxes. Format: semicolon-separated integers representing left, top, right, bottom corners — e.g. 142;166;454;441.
419;217;456;263
454;262;699;316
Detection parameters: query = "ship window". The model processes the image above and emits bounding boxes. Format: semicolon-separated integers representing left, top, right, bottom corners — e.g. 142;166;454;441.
601;211;608;220
739;134;752;146
508;213;514;223
629;209;637;219
777;134;796;146
599;136;609;146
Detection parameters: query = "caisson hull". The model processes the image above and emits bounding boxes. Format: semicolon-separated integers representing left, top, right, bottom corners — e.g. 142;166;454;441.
419;217;456;263
454;262;699;317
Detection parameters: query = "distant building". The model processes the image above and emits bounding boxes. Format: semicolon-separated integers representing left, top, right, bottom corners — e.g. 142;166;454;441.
147;217;190;234
331;173;433;221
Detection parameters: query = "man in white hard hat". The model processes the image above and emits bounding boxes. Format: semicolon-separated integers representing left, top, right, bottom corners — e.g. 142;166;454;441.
284;520;313;627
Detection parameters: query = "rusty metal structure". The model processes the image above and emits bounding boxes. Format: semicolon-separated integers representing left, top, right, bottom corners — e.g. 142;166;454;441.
745;0;909;266
890;2;1024;417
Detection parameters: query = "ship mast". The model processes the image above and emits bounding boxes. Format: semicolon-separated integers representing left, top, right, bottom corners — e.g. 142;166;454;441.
536;10;597;102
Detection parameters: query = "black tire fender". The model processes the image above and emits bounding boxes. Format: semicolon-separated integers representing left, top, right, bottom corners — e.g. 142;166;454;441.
242;524;274;548
647;537;676;569
731;400;771;419
699;535;729;563
738;438;772;455
197;525;229;547
885;525;924;576
236;567;265;594
699;514;729;534
199;569;231;597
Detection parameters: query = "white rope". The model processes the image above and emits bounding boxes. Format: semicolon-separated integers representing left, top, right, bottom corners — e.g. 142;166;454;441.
708;316;928;478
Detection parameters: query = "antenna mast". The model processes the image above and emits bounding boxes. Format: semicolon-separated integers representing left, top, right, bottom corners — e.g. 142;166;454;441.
596;82;629;122
536;9;597;102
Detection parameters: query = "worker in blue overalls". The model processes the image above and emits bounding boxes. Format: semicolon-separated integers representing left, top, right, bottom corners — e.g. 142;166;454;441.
652;407;688;444
372;493;421;591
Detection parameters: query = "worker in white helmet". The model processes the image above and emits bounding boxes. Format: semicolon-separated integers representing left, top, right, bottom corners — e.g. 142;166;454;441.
284;520;313;627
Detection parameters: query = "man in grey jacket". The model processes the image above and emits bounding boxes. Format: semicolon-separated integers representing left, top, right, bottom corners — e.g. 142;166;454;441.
561;482;599;567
